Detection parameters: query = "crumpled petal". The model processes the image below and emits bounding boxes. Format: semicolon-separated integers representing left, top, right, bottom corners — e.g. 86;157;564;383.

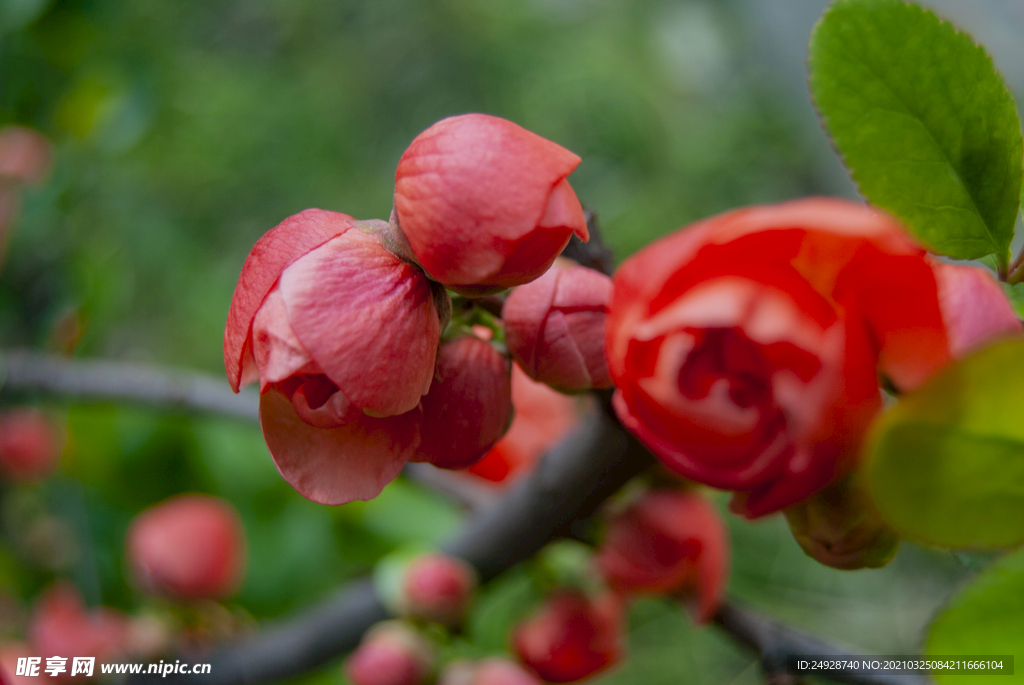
224;209;354;391
933;262;1022;358
278;230;440;416
259;387;420;505
250;287;320;391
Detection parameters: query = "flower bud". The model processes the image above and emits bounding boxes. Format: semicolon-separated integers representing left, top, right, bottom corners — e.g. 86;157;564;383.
127;494;245;600
596;489;728;623
394;114;589;295
438;659;543;685
466;364;579;485
933;263;1022;358
512;590;623;683
416;337;512;470
345;621;433;685
784;476;899;570
29;583;130;666
0;126;52;185
503;262;613;392
399;553;477;626
0;409;62;482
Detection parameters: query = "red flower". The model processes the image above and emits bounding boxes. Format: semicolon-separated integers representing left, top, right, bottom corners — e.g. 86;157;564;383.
512;591;623;683
596;489;728;623
416;337;512;470
0;409;62;482
503;262;613;392
127;494;245;600
606;199;953;517
225;209;448;504
466;364;579;485
394;114;589;295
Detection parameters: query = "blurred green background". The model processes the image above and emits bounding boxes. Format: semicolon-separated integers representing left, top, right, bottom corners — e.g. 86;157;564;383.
1;0;1022;683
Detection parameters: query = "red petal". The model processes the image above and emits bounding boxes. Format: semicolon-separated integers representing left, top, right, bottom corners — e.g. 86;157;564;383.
259;387;420;505
417;337;512;470
224;209;354;391
278;230;440;416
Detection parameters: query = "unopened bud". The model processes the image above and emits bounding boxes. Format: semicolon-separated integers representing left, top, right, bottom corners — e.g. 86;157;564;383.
400;553;477;626
416;337;512;470
503;262;613;393
512;590;623;683
127;495;245;600
0;409;62;482
345;621;433;685
596;488;728;623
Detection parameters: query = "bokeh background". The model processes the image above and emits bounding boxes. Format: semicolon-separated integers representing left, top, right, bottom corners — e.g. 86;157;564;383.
1;1;1023;683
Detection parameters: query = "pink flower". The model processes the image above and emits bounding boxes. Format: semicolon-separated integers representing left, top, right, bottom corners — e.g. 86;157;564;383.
416;336;512;470
503;262;613;392
0;409;62;482
127;494;246;600
399;553;478;626
29;583;130;672
596;489;728;623
224;209;448;504
394;114;589;294
345;621;433;685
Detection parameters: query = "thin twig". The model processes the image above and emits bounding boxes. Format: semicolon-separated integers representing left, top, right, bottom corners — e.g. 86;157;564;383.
0;350;260;422
0;350;492;511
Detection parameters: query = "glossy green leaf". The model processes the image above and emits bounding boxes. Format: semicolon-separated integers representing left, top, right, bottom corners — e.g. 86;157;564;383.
809;0;1023;264
865;339;1024;548
927;547;1024;684
1003;283;1024;319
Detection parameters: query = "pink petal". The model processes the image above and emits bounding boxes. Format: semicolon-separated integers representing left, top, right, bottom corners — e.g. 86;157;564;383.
278;230;440;416
934;263;1022;358
250;287;319;391
259;387;420;505
503;268;559;378
224;209;354;391
538;178;589;240
394;114;583;286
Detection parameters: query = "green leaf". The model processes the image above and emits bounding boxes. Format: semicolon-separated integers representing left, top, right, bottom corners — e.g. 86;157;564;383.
927;547;1024;684
864;338;1024;548
1003;282;1024;319
809;0;1023;264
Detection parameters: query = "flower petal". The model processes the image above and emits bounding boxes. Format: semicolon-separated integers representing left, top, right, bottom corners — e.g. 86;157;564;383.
224;209;354;391
259;387;420;505
278;230;440;416
934;263;1022;358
